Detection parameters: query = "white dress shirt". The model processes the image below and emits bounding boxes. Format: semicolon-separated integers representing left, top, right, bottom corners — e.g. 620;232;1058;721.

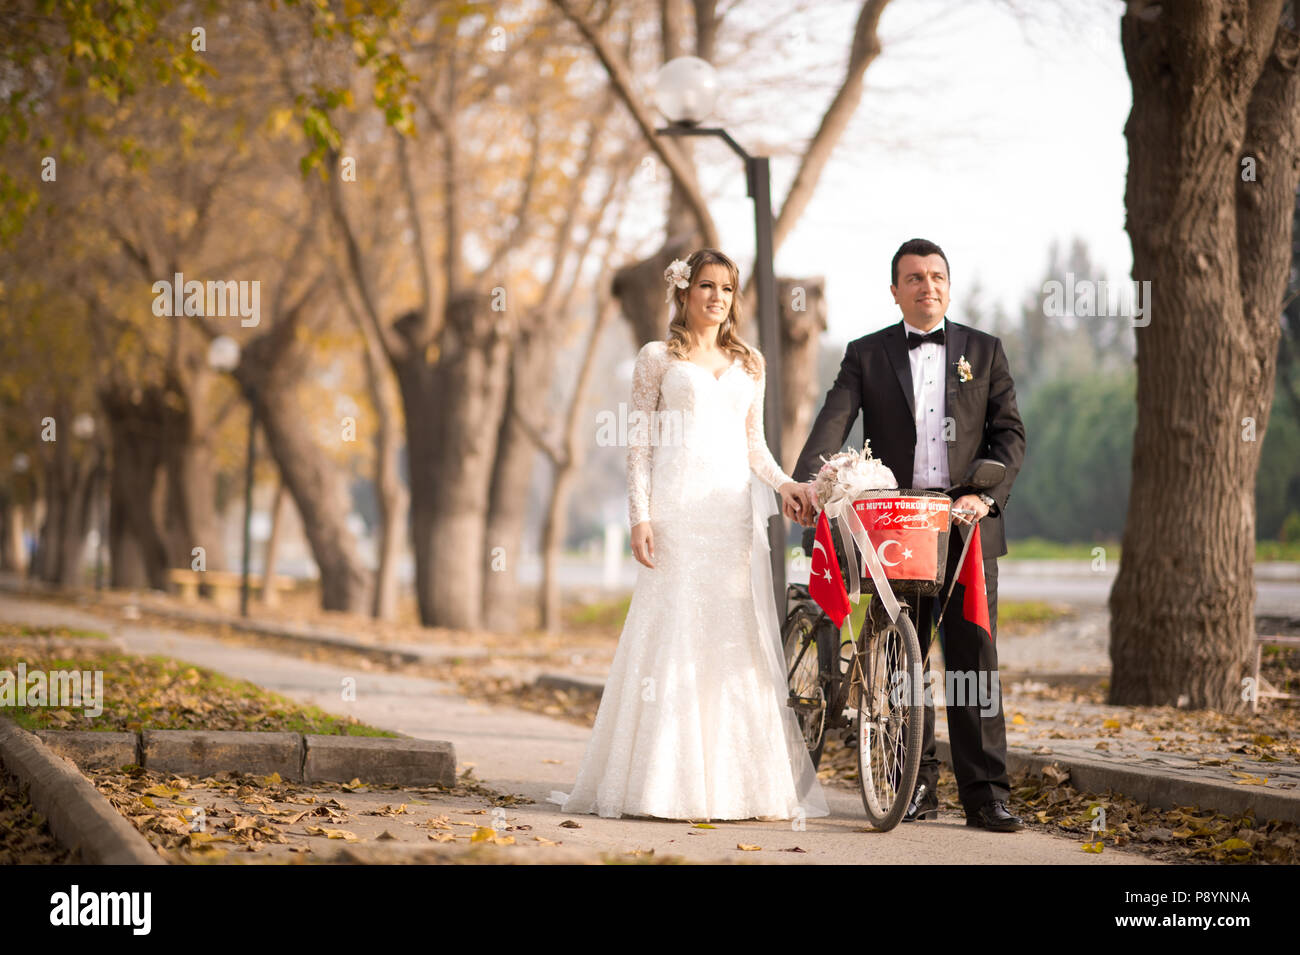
903;317;950;489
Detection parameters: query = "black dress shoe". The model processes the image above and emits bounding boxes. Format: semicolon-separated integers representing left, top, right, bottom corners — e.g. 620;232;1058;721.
902;782;938;822
965;800;1023;831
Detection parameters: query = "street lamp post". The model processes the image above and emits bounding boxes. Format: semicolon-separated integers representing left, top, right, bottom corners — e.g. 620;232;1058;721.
653;56;786;618
208;335;256;618
72;413;102;590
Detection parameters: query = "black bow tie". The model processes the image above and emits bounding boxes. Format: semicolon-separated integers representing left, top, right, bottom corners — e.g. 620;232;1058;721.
907;328;945;349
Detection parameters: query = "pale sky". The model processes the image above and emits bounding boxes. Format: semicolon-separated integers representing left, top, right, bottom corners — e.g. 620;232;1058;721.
688;0;1133;345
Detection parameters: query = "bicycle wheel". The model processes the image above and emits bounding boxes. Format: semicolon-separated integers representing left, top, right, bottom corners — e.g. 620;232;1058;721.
782;606;834;769
856;607;924;830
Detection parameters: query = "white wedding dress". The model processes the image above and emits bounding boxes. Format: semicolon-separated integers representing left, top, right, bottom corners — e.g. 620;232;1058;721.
550;340;829;821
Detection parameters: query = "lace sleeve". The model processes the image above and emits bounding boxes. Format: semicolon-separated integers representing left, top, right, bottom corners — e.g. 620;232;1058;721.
627;342;666;527
747;353;794;492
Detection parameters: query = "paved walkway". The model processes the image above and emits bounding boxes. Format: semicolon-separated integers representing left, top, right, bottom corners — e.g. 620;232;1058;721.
988;611;1300;797
0;591;1154;864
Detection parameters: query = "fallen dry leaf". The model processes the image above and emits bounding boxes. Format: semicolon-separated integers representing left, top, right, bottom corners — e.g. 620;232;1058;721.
304;826;359;841
470;827;515;846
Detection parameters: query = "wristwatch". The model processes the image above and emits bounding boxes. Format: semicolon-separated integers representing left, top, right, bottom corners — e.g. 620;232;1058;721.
977;493;996;511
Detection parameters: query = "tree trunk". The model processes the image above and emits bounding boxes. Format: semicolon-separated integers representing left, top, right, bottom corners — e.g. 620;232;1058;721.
777;276;828;475
33;450;65;584
540;465;576;633
261;477;286;607
368;372;405;623
54;448;99;588
539;294;619;631
482;325;556;632
0;489;23;574
352;292;407;622
159;406;225;573
1109;0;1300;710
99;383;177;591
240;357;372;614
400;293;511;630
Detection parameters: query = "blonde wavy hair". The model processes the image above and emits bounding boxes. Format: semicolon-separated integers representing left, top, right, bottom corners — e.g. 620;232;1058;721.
664;248;763;379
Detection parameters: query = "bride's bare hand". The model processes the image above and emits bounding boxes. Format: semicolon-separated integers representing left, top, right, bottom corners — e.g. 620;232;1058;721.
631;521;655;568
778;482;811;526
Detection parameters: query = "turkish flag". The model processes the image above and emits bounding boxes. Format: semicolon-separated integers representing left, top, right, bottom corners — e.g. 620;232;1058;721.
956;523;992;641
809;511;851;627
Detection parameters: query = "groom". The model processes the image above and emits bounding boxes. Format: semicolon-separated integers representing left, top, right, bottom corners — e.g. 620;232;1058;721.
788;238;1027;832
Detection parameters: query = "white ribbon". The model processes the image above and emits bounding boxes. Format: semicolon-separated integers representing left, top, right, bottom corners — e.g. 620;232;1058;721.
822;495;901;624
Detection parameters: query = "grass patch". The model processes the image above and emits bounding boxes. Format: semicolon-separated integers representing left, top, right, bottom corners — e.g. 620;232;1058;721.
1006;538;1119;561
1008;537;1300;562
0;628;396;737
565;595;632;630
1256;540;1300;562
998;600;1073;626
0;622;110;641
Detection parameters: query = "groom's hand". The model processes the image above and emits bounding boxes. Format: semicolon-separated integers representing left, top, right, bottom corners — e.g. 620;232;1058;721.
798;483;819;524
951;494;990;526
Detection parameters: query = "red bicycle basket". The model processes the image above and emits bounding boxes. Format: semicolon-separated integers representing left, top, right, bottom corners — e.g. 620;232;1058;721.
850;490;952;596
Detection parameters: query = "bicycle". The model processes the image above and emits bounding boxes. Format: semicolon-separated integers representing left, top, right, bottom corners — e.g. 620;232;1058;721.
782;458;1006;830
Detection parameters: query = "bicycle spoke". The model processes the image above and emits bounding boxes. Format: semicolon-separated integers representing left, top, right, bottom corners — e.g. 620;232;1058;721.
857;610;923;830
783;615;826;756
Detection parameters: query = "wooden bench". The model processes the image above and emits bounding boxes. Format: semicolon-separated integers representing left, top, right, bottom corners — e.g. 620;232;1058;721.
1252;634;1300;713
167;568;297;608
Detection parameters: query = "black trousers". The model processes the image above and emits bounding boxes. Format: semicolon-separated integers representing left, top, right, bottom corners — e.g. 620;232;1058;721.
912;527;1010;811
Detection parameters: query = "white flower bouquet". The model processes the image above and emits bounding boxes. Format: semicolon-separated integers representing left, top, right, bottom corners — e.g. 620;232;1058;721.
811;441;898;511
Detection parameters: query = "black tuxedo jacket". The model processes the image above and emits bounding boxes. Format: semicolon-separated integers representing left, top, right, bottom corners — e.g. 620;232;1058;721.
793;318;1026;559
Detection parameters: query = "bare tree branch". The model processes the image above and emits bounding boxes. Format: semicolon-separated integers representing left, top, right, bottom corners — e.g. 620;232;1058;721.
325;144;408;364
551;0;721;247
772;0;893;253
396;128;436;335
480;111;544;278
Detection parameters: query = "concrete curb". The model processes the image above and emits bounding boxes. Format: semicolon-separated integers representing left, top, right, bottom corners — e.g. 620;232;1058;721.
0;715;162;865
33;728;457;788
935;739;1300;825
536;673;607;697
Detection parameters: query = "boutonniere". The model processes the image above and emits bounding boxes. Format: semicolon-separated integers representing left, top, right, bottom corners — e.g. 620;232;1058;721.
956;355;973;382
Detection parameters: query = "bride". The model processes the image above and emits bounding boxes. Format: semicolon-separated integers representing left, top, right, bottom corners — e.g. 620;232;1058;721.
550;248;830;821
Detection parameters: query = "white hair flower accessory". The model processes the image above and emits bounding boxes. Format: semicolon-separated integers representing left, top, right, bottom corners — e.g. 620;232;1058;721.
664;259;691;304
